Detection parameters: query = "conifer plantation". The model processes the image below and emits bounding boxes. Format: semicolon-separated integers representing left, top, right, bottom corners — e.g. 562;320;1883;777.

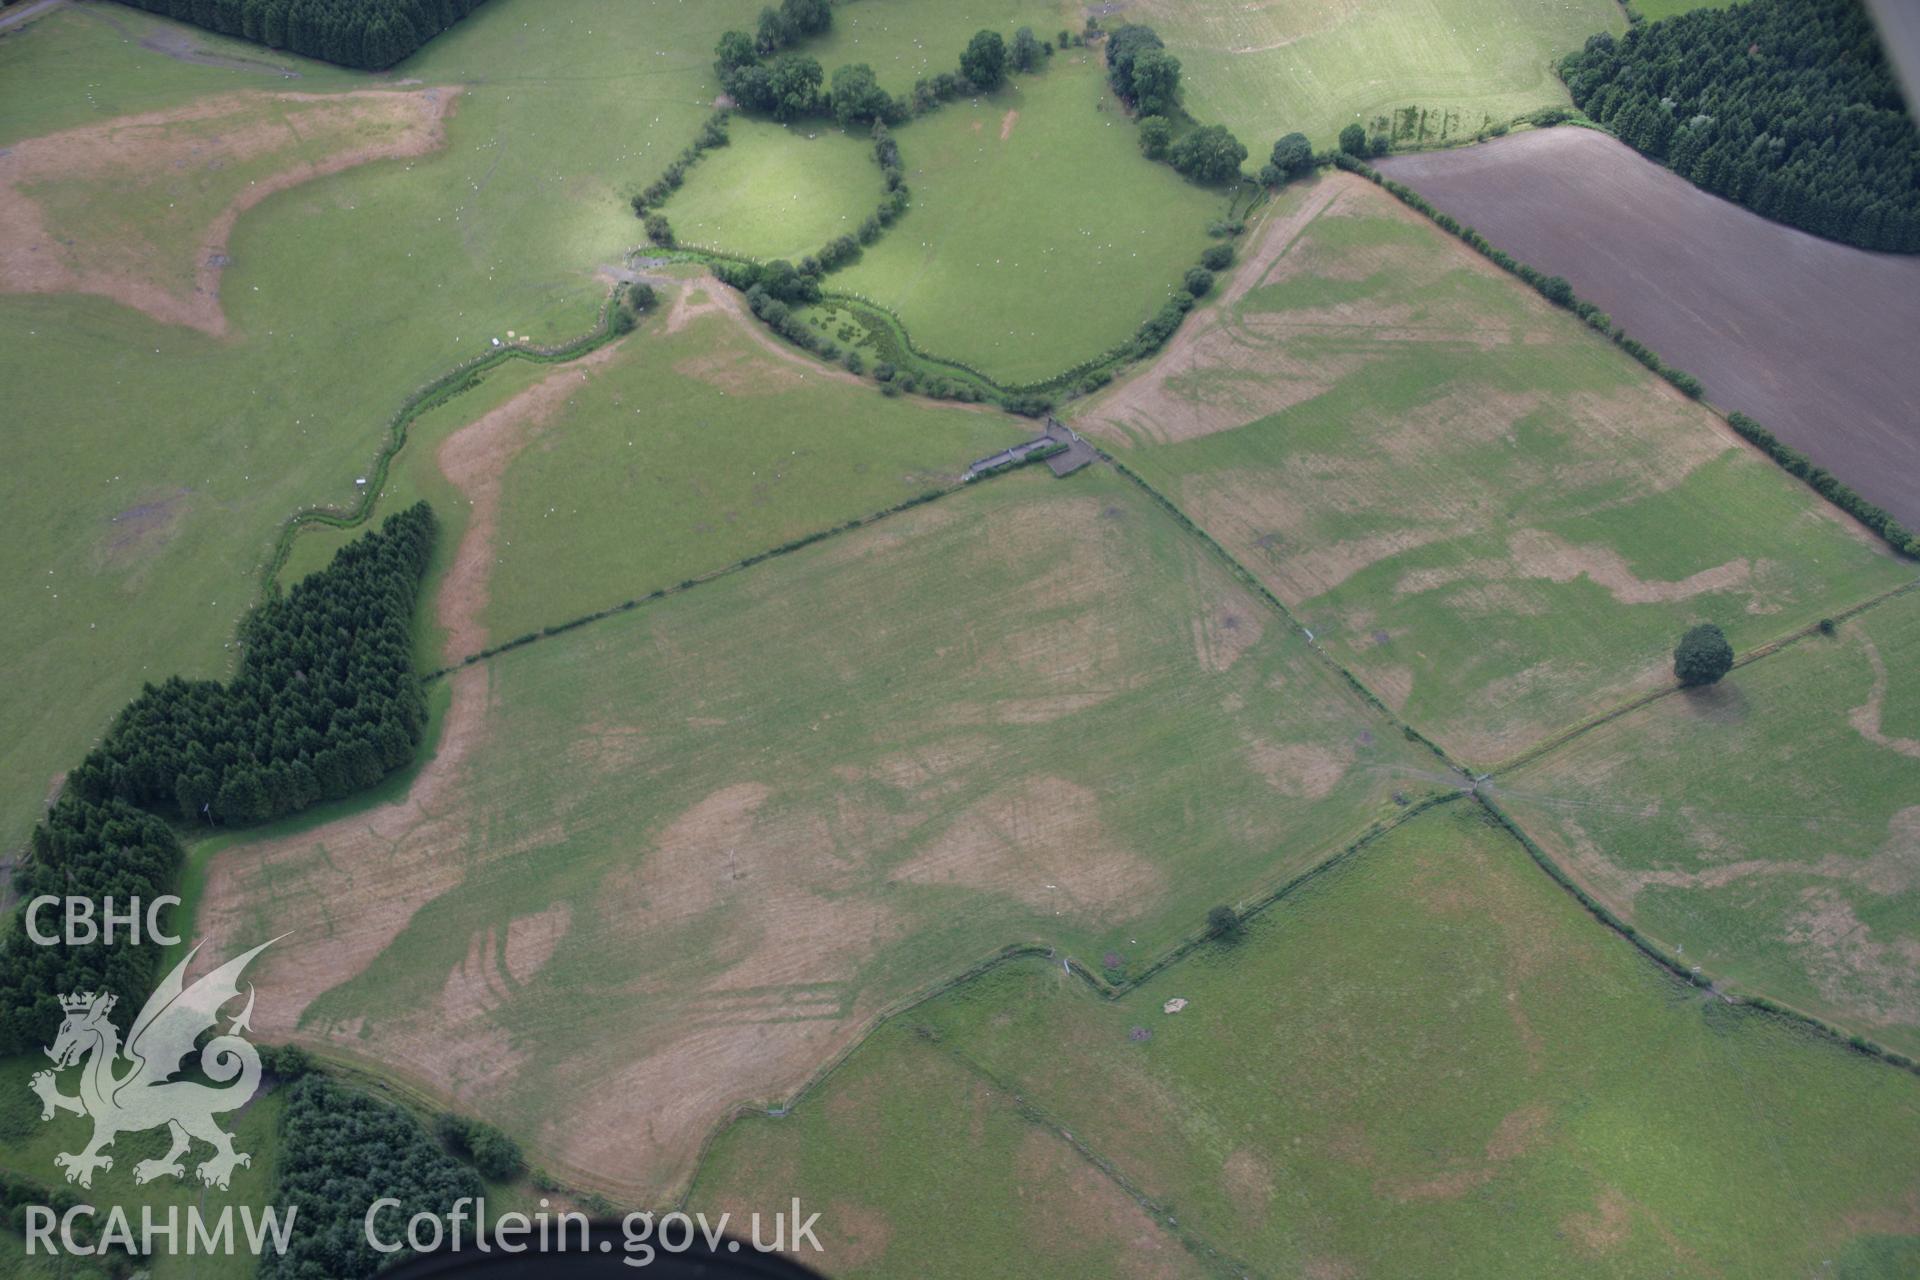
1559;0;1920;251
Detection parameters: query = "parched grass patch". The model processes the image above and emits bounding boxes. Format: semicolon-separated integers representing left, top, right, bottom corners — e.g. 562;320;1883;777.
1497;587;1920;1056
1139;0;1622;149
478;296;1033;643
0;0;760;853
274;288;1033;661
198;467;1446;1201
0;87;457;332
693;803;1920;1278
1086;174;1914;766
665;119;883;262
828;53;1224;384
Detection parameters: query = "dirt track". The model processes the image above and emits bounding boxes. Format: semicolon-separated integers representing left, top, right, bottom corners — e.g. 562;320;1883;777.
1378;129;1920;527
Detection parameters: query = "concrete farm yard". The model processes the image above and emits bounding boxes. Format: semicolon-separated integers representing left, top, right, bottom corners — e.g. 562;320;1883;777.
1;0;1918;1276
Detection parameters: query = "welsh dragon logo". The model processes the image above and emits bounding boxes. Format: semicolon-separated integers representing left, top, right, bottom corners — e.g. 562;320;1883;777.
31;939;276;1190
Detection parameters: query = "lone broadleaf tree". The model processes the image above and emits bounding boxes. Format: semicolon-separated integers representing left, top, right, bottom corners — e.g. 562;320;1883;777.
1673;623;1735;687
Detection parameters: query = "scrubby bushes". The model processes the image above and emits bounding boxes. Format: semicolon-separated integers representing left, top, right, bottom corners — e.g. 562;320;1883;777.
435;1113;524;1182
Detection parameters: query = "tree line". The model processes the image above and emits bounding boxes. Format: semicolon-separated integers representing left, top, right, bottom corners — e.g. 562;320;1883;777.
0;505;438;1053
70;502;436;827
1334;151;1920;560
263;1072;485;1280
1106;22;1250;185
1559;0;1920;252
111;0;489;71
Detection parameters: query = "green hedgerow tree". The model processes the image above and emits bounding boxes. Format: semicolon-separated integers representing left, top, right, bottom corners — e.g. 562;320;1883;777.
780;0;831;38
1129;47;1181;117
1339;122;1367;156
961;29;1007;90
715;29;757;75
768;53;824;121
831;63;895;127
1183;266;1214;297
1207;905;1244;940
1673;623;1735;687
1169;124;1248;184
1137;115;1173;160
1270;131;1313;179
1010;26;1045;73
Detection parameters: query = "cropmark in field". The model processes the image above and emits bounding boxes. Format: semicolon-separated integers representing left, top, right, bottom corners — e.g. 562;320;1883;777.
196;465;1449;1201
1494;586;1920;1056
1137;0;1622;148
693;803;1920;1279
0;0;763;854
1082;173;1914;768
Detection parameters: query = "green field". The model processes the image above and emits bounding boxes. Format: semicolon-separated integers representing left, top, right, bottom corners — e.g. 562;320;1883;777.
692;803;1920;1278
0;1057;287;1280
1085;175;1914;767
1631;0;1736;21
1496;586;1920;1056
276;282;1031;659
200;465;1448;1200
827;51;1226;384
665;119;883;261
0;0;777;854
1143;0;1623;149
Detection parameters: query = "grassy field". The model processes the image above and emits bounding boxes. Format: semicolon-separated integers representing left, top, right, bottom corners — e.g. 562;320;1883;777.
1632;0;1736;20
665;119;883;262
692;803;1920;1278
827;51;1226;384
0;0;773;853
1083;174;1915;767
0;1057;287;1280
1142;0;1622;149
277;281;1032;654
197;465;1448;1200
1496;586;1920;1056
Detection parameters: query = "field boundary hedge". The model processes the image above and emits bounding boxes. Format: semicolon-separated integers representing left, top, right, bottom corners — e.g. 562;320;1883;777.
419;461;1084;680
1485;576;1920;778
1476;793;1920;1078
677;792;1464;1218
256;290;628;597
1101;453;1462;771
1330;152;1920;560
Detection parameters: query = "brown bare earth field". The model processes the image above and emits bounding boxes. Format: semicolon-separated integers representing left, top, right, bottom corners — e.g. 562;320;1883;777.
1377;127;1920;527
0;86;457;333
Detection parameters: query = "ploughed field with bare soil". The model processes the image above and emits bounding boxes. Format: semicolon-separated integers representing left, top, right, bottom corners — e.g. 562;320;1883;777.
1377;127;1920;528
